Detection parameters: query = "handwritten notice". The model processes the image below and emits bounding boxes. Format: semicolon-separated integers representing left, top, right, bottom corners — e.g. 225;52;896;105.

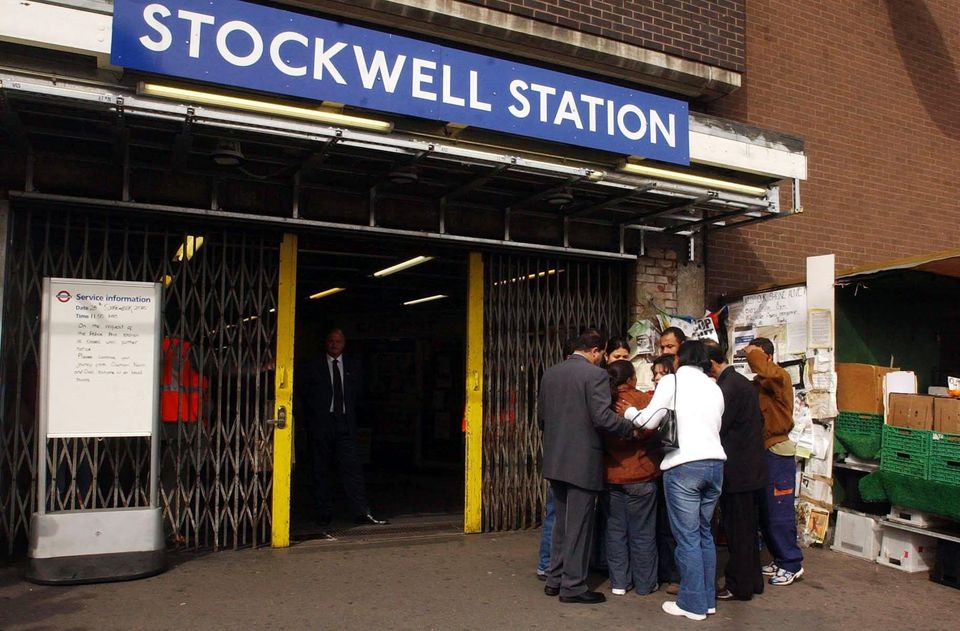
41;278;161;437
738;286;807;353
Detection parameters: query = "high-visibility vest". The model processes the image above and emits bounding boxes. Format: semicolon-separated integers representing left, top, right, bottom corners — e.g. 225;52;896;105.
161;337;207;423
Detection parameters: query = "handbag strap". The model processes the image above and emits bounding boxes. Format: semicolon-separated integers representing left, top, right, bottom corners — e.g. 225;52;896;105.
634;370;678;430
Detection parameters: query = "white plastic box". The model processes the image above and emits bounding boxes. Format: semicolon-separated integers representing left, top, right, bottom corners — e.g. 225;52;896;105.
831;509;882;562
887;506;946;529
876;529;938;572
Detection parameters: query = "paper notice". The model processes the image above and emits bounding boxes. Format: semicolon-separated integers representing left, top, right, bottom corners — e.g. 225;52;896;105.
808;309;832;348
813;348;834;373
811;371;837;392
787;320;807;354
806;390;837;420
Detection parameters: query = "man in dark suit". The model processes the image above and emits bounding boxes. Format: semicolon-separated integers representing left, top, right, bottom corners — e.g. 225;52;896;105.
705;340;767;601
538;330;637;604
300;328;386;531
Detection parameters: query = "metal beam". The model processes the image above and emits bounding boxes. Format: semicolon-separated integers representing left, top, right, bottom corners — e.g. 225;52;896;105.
10;191;638;260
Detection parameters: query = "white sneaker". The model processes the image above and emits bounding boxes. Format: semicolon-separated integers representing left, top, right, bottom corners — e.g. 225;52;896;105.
707;608;716;615
662;600;706;621
769;566;804;586
611;588;627;596
761;562;779;576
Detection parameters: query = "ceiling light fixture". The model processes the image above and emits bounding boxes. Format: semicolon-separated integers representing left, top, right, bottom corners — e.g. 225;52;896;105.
173;235;205;262
403;294;448;306
308;287;346;300
544;190;574;206
387;166;419;185
620;162;768;197
139;83;394;132
212;139;244;166
372;255;434;278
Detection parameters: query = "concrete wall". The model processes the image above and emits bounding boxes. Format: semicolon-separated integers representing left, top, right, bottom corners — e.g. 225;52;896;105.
705;0;960;301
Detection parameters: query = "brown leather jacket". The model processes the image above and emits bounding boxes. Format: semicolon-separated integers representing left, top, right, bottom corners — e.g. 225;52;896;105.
603;387;662;484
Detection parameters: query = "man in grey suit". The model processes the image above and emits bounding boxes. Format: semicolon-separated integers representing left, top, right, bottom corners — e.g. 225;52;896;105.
539;330;637;604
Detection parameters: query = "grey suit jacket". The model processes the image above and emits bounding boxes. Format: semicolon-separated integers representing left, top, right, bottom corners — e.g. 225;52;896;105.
539;354;636;491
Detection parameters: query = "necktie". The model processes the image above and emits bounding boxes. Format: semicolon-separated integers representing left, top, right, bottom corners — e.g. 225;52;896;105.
332;359;344;414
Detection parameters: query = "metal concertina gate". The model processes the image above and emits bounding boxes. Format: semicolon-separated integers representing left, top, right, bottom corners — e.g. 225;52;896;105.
482;253;624;531
0;206;280;553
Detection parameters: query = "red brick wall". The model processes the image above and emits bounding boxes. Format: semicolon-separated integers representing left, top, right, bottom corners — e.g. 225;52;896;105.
460;0;745;71
706;0;960;300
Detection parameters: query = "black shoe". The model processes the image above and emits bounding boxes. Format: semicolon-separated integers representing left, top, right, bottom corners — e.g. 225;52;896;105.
544;585;560;597
354;513;389;525
559;591;606;604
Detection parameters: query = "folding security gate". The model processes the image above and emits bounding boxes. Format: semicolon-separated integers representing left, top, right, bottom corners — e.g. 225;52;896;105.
0;205;280;553
482;253;625;531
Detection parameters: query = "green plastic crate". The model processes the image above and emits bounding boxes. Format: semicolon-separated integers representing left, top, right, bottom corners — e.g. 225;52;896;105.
930;433;960;485
882;425;932;457
880;449;929;479
837;411;883;435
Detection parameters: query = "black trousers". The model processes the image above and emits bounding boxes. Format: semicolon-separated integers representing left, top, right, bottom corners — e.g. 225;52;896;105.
720;488;764;599
546;479;598;597
309;413;369;521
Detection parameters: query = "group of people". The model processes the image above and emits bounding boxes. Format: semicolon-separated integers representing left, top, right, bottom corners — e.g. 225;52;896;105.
537;327;804;621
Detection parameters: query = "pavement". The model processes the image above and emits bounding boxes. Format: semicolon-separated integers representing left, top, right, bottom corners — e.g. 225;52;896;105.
2;529;959;630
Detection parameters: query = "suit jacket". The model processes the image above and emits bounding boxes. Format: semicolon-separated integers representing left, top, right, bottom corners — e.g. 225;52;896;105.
539;354;636;491
716;366;768;492
300;354;362;429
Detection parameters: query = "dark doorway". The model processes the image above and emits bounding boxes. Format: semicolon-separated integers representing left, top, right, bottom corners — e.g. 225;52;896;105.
291;234;467;540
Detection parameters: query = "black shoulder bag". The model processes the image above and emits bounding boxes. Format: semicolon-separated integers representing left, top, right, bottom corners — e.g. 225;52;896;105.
635;373;679;452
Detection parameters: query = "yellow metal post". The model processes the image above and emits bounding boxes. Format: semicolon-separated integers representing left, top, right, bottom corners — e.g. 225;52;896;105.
464;252;484;533
271;233;297;547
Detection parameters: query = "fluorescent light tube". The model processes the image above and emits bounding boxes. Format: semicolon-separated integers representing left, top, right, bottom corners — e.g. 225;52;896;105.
403;294;447;306
139;83;393;132
309;287;345;300
373;256;434;278
620;163;768;196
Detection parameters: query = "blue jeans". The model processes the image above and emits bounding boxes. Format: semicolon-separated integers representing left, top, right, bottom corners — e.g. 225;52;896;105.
537;486;555;572
760;451;803;573
663;460;724;616
604;481;658;594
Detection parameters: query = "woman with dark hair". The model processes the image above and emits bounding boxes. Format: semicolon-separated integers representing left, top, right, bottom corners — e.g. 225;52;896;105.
603;337;632;367
651;354;676;384
619;340;726;621
602;360;660;597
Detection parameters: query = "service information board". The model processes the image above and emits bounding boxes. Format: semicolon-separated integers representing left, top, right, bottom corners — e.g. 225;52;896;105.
41;278;161;437
110;0;690;164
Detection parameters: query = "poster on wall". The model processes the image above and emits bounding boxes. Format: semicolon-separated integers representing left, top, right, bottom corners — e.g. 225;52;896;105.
735;286;807;354
40;278;162;438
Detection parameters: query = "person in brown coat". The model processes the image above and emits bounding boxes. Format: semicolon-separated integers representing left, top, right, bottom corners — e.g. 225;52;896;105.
602;360;662;596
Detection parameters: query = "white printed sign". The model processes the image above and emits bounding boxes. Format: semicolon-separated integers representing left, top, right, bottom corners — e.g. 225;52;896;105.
41;278;161;437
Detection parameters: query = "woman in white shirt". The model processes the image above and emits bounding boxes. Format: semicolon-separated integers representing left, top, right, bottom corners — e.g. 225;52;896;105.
622;340;726;621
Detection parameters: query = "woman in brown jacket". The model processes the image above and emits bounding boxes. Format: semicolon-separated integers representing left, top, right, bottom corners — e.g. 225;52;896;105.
603;360;663;596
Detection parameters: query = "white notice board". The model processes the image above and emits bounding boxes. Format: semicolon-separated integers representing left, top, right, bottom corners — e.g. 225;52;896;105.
40;278;162;438
735;285;808;355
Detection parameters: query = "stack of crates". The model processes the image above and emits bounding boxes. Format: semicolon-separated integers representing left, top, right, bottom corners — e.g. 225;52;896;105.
880;425;960;486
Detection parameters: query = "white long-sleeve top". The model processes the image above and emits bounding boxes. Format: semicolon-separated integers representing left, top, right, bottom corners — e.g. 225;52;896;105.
626;366;726;471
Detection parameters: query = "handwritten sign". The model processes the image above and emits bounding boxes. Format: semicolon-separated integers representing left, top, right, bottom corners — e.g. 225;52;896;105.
739;286;806;326
41;278;161;437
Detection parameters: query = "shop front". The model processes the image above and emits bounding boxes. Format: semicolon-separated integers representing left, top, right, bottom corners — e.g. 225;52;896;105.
0;0;806;554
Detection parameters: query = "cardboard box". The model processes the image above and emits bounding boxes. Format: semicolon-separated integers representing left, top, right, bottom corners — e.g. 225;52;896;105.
837;363;898;414
887;393;935;430
934;397;960;434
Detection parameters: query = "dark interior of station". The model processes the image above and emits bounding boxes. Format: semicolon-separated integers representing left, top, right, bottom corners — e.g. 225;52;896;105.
290;234;468;539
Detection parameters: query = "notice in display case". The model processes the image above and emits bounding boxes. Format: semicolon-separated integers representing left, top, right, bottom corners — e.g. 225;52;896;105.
40;278;161;437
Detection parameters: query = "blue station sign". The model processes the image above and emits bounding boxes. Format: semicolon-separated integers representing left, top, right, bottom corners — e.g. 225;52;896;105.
111;0;690;164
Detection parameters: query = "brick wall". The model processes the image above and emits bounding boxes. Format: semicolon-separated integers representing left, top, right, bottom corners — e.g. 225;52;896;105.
632;246;680;321
460;0;746;71
706;0;960;300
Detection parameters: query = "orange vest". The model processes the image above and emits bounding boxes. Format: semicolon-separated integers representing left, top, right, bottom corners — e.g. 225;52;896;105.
161;337;208;423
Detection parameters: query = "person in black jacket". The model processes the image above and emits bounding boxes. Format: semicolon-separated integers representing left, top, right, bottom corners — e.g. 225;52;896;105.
704;340;768;601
